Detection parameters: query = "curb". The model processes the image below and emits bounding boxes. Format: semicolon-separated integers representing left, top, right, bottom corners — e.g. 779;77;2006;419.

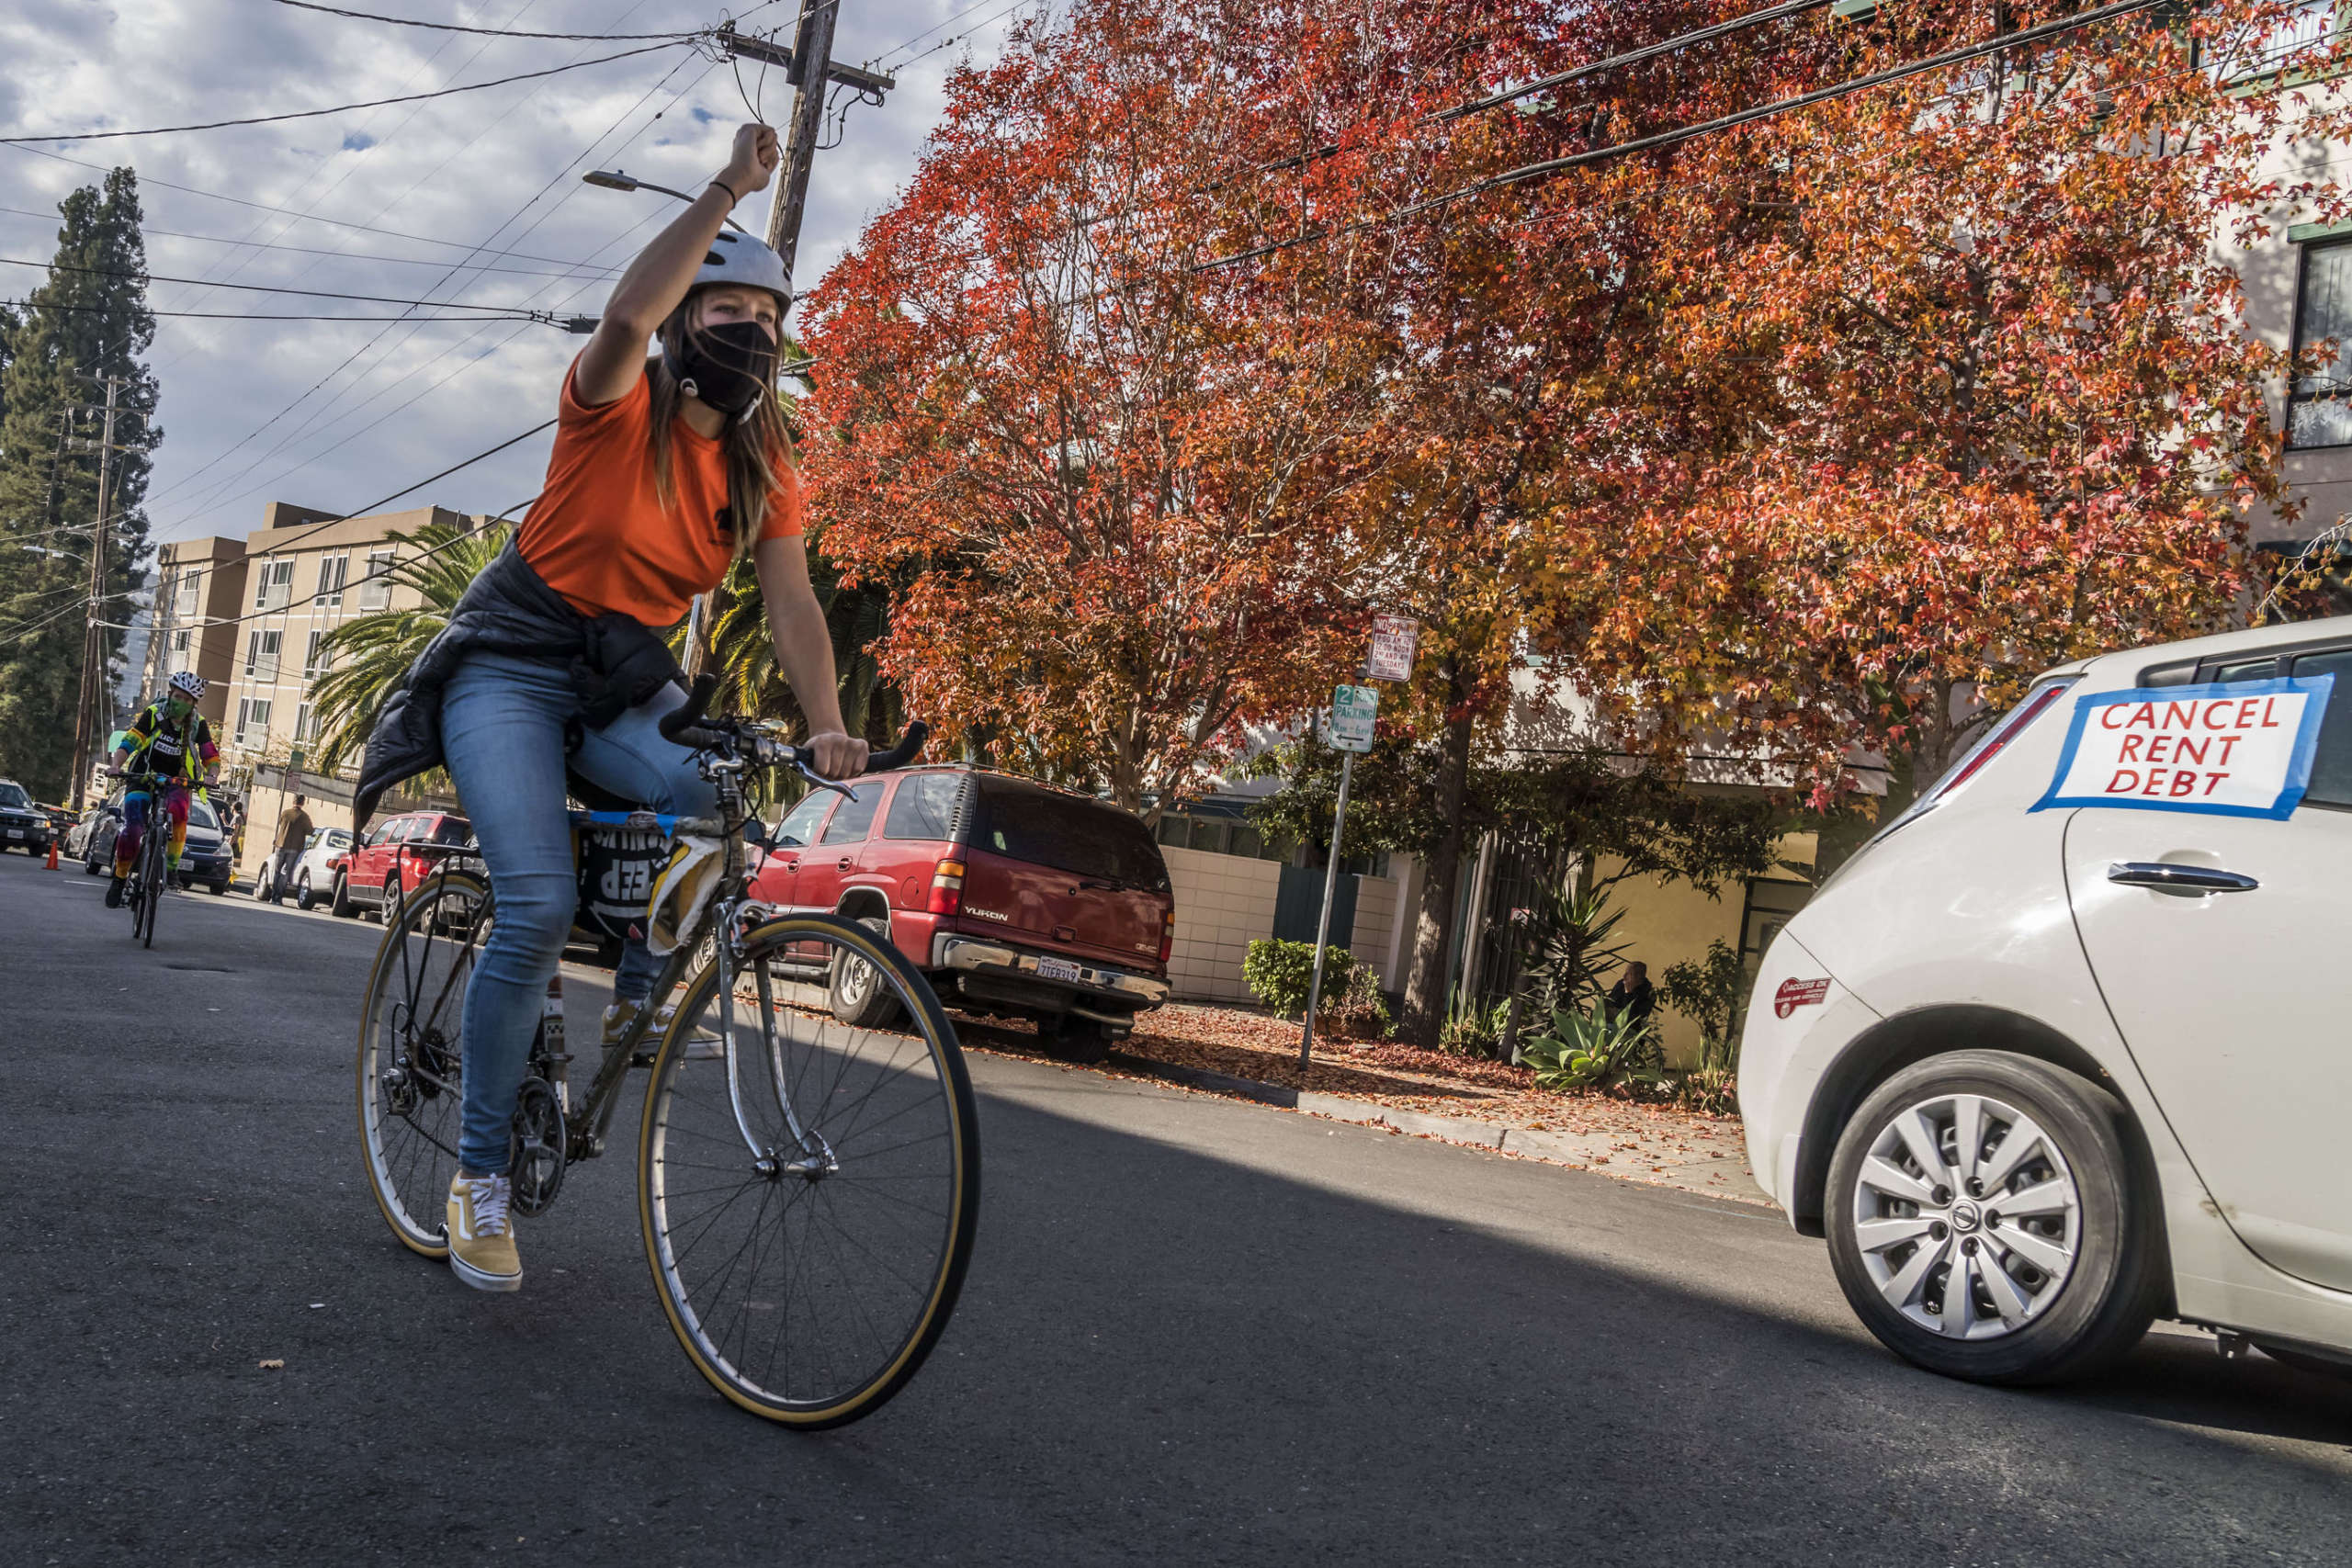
1102;1051;1769;1204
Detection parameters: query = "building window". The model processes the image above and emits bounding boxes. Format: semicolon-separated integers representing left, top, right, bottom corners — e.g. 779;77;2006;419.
317;553;349;606
294;703;317;742
173;570;202;617
2291;237;2352;449
233;697;273;746
171;628;191;655
303;629;325;677
243;628;282;680
253;558;294;612
356;548;396;611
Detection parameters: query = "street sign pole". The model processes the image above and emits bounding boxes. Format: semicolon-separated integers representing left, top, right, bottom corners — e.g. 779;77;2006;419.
1297;747;1355;1070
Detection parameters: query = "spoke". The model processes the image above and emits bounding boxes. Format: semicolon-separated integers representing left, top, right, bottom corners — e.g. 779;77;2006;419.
1977;1114;2052;1193
1880;1232;1948;1313
1859;1155;1936;1209
1938;1248;1979;1337
1992;1219;2073;1277
1998;1176;2075;1220
1891;1109;1949;1186
1950;1095;1985;1185
1853;1214;1935;1254
1977;1246;2036;1328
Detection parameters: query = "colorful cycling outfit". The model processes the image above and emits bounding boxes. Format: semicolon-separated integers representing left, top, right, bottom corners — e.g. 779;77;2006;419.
114;702;218;877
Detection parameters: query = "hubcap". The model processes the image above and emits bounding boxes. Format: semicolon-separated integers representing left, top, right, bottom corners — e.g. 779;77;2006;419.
1849;1091;2081;1340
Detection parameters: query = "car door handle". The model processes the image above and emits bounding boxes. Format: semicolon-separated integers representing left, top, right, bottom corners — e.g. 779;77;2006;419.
836;857;854;871
2107;862;2260;894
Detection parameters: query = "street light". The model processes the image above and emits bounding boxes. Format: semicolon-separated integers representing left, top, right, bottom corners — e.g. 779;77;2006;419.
581;170;751;234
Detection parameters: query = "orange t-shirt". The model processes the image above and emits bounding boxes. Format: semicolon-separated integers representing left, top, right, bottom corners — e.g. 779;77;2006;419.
517;357;804;626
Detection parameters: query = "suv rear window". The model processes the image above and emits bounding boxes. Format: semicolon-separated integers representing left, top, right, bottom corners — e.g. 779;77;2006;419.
428;816;473;846
970;778;1169;891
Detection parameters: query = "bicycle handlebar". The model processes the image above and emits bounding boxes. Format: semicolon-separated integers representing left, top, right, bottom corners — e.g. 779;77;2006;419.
659;672;930;774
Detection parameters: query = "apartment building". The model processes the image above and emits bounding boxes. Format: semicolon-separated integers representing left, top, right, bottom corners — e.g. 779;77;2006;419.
214;502;462;767
145;536;246;728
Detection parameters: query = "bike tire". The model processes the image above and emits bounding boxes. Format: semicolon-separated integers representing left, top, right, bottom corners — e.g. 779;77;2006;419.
639;913;981;1429
138;825;164;948
356;867;492;1258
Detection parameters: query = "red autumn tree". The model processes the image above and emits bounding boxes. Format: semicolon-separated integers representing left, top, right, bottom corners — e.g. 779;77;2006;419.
1524;1;2352;821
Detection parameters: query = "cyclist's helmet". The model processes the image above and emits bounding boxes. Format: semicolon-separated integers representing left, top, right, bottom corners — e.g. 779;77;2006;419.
168;670;206;702
688;229;790;315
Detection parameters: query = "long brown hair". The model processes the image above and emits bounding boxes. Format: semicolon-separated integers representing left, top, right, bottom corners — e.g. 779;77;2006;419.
646;295;797;558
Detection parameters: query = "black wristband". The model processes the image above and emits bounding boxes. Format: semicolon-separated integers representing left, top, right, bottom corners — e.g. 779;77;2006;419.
708;177;741;208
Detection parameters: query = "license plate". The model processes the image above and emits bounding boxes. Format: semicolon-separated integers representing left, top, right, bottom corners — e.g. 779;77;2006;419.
5;830;20;840
1035;955;1082;983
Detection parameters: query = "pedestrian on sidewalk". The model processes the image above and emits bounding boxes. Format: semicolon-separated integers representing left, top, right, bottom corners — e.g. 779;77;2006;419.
1604;961;1657;1034
267;795;312;904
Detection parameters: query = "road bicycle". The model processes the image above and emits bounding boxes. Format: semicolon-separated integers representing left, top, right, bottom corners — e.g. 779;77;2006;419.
113;771;183;950
354;679;981;1428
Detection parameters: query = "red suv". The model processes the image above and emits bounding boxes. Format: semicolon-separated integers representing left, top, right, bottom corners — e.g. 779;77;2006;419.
329;809;474;919
749;765;1174;1058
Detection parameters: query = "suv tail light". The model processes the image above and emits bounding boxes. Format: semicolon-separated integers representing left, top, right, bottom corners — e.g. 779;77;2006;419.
926;858;966;915
1158;907;1175;964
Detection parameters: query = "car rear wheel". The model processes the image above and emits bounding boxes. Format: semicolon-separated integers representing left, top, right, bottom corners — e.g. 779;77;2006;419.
296;872;317;911
1825;1050;2161;1386
1040;1013;1115;1066
828;915;905;1029
331;872;358;919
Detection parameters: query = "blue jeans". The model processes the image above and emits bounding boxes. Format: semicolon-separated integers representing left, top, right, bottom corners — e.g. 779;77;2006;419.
440;653;715;1176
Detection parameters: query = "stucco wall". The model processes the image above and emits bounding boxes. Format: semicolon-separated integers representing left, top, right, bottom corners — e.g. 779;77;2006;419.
1162;845;1402;1004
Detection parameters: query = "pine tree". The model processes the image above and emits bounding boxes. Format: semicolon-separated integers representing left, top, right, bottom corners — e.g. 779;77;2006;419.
0;168;160;800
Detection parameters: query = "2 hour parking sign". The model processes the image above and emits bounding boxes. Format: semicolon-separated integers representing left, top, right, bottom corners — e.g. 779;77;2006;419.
2030;675;2335;819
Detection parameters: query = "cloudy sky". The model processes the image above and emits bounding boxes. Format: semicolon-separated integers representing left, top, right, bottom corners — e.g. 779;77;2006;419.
0;0;1038;550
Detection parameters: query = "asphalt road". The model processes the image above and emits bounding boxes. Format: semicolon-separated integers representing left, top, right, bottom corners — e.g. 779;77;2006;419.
5;849;2350;1566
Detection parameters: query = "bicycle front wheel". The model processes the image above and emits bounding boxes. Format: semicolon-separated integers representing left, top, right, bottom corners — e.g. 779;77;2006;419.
137;827;165;948
356;868;491;1257
639;914;980;1428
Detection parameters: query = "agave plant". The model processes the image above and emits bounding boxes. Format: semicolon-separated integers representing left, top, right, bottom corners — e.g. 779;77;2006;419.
306;518;514;779
1519;1006;1665;1093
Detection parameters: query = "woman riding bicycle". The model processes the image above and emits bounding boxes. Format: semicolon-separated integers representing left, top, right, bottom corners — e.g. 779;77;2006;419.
354;122;866;1293
105;669;220;907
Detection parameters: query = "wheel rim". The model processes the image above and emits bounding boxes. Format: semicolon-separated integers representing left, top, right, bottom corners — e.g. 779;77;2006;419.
643;923;977;1422
1849;1090;2082;1341
357;874;486;1254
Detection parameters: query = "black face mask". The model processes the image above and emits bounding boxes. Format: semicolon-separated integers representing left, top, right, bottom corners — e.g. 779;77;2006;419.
663;319;776;422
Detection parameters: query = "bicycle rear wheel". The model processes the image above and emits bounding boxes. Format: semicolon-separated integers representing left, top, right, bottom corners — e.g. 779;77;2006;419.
356;868;491;1257
639;914;980;1428
137;824;165;948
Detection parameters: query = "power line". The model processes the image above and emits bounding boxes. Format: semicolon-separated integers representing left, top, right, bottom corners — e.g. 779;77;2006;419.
0;39;697;145
266;0;707;41
0;206;620;278
7;297;560;323
1;254;565;313
1;144;625;269
1196;0;2172;274
1434;0;1838;123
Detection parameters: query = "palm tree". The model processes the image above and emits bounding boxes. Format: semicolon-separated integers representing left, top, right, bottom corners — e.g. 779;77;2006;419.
696;532;901;745
307;518;512;777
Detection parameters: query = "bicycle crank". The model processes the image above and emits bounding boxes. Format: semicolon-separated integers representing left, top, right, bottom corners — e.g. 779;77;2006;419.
508;1076;568;1216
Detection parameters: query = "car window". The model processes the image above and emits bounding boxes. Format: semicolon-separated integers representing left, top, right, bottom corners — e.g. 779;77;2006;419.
970;778;1170;891
187;797;220;832
771;793;832;848
0;783;28;808
820;784;882;844
327;829;354;847
2290;648;2352;809
884;773;966;840
429;816;473;846
2211;657;2276;683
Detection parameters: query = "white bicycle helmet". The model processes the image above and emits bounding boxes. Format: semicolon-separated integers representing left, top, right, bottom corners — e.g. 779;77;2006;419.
690;229;791;312
168;670;206;702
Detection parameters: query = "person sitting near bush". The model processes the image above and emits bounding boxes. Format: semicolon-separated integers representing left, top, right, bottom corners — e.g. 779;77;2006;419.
1603;961;1657;1034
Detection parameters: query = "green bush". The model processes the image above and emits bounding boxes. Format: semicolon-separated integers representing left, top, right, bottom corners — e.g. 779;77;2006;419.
1519;1006;1665;1093
1242;940;1390;1038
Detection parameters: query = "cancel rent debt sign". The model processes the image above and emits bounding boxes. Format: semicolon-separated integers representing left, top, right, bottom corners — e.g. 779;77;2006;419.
2030;675;2334;820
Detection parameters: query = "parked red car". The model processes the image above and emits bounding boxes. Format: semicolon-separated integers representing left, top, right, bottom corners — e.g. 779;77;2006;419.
329;809;474;919
749;765;1174;1058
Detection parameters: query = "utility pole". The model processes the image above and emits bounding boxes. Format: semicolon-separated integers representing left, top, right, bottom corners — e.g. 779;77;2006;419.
713;16;897;289
67;372;132;810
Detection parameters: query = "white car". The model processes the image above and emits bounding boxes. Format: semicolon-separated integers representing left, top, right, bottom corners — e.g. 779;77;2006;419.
1741;615;2352;1384
270;827;356;910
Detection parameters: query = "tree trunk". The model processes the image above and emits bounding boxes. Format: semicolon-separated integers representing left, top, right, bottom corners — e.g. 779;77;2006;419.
1399;685;1474;1049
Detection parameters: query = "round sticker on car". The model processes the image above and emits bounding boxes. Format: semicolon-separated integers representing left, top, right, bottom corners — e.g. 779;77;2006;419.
1774;977;1829;1019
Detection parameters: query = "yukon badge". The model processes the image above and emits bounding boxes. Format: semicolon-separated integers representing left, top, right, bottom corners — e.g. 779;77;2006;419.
1774;977;1830;1019
967;907;1009;922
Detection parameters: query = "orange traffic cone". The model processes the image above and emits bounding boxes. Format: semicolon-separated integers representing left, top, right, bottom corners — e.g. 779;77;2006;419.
45;838;59;870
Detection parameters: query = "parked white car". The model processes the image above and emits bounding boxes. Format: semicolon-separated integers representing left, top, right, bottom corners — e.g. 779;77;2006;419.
1741;615;2352;1384
268;827;356;910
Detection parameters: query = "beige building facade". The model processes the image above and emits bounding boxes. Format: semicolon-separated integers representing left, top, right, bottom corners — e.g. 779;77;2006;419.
146;535;247;728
